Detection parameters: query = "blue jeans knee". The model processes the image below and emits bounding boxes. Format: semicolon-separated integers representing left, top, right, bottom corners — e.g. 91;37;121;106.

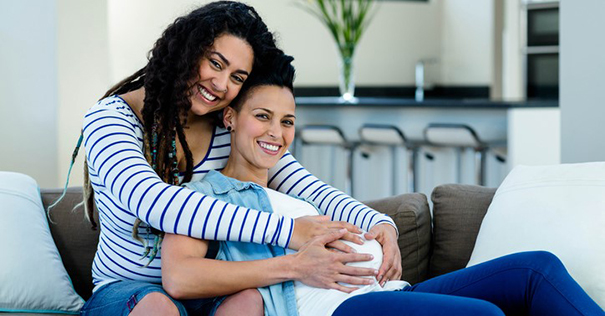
513;250;565;275
80;281;213;316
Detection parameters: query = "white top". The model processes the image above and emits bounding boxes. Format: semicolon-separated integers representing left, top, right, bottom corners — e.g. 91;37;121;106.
265;188;408;316
83;95;397;291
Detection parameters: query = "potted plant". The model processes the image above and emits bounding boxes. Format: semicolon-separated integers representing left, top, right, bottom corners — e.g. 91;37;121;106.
299;0;375;102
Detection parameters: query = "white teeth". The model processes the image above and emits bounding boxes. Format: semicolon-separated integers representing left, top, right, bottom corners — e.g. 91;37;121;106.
259;142;279;152
198;85;217;101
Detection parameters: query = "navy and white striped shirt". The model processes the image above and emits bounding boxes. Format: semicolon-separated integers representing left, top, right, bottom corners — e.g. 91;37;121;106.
83;95;396;290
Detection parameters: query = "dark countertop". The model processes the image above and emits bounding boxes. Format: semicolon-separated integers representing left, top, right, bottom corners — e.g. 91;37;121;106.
295;97;558;109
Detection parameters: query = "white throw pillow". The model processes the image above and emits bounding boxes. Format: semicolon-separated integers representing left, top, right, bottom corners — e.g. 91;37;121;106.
0;171;84;313
467;162;605;308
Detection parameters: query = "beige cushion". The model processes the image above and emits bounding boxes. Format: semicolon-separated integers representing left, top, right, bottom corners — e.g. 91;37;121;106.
468;163;605;308
365;193;431;284
0;172;84;313
429;184;496;278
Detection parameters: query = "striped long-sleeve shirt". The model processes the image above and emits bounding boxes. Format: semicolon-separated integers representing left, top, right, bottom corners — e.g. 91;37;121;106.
83;95;396;290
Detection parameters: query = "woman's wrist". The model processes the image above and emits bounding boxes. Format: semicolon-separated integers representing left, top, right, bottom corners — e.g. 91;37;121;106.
280;253;301;281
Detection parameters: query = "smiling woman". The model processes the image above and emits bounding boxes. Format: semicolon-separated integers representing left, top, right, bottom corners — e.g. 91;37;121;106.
162;54;405;316
188;34;253;116
164;52;603;316
221;85;297;182
59;1;399;315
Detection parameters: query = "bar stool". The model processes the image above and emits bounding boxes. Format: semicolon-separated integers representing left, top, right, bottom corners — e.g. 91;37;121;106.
358;124;419;194
298;125;356;197
423;123;505;186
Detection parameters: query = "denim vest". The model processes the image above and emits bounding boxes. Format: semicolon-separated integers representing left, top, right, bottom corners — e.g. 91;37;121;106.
184;170;299;316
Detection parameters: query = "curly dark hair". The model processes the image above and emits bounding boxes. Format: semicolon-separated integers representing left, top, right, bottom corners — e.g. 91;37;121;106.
77;1;283;259
104;1;280;183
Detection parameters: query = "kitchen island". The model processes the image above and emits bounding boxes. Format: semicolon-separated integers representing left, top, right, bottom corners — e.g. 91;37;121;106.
293;97;559;201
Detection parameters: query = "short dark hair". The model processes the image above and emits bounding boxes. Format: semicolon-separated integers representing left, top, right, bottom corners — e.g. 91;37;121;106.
229;53;296;113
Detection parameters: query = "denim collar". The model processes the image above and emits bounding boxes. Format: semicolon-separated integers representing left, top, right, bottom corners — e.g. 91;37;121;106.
204;169;261;195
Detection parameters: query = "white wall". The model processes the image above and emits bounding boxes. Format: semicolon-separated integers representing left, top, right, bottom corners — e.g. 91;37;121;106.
508;108;561;167
279;0;442;86
0;1;110;188
440;0;494;86
501;0;524;100
0;1;58;187
106;0;192;84
560;0;605;163
57;0;111;189
107;0;491;88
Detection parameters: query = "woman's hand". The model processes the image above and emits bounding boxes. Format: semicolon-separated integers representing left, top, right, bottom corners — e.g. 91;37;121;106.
289;215;364;251
291;229;377;293
364;223;401;286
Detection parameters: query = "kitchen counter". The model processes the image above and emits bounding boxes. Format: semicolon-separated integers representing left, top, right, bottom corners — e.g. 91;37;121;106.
292;98;515;142
295;96;558;109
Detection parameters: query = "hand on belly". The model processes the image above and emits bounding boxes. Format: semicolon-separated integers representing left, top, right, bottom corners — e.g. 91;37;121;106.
339;233;383;282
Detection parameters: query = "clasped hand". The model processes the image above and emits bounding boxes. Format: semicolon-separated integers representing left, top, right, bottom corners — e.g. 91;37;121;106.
290;216;402;292
291;228;376;293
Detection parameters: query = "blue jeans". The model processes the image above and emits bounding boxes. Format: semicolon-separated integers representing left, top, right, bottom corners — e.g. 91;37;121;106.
80;280;217;316
333;251;604;316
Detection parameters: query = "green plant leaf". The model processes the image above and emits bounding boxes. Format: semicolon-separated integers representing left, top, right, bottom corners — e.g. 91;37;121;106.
297;0;375;50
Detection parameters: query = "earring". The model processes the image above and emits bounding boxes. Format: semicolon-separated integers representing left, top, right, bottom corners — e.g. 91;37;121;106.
227;126;233;132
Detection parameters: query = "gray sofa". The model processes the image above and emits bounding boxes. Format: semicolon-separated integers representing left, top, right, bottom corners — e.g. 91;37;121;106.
10;184;497;315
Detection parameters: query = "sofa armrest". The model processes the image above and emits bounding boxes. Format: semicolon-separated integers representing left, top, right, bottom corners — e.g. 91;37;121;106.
429;184;496;278
364;193;431;284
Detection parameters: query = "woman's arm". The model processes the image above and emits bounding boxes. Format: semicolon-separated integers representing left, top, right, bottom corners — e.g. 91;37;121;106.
162;230;377;299
82;101;292;247
269;152;402;282
268;152;398;233
161;233;290;299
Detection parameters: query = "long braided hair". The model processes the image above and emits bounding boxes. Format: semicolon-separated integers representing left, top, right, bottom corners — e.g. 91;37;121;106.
56;1;282;265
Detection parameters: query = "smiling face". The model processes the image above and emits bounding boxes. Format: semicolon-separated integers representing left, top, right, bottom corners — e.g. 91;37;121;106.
224;85;296;173
189;33;254;117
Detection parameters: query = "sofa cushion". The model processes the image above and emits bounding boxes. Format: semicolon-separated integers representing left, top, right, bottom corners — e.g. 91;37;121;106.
41;187;99;300
0;172;84;314
467;162;605;308
364;192;431;284
429;184;496;278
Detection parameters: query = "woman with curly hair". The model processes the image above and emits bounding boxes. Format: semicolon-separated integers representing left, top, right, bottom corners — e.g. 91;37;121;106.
73;1;400;315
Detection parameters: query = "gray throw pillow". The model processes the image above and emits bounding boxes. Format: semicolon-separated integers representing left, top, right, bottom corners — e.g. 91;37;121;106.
42;187;100;300
364;193;431;284
429;184;496;278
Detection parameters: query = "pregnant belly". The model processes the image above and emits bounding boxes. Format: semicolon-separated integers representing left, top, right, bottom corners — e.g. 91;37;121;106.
338;233;383;284
293;233;391;316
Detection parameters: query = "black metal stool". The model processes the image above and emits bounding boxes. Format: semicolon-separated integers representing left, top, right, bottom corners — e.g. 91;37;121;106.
424;123;505;186
358;124;420;194
298;125;356;197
